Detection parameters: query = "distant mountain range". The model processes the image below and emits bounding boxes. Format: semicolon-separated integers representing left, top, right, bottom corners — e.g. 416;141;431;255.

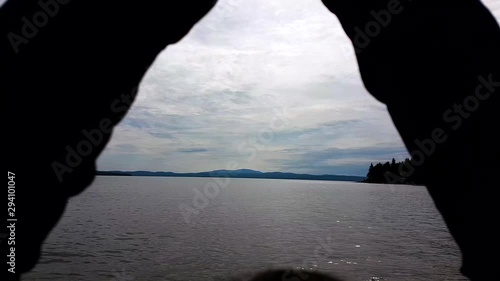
96;169;365;182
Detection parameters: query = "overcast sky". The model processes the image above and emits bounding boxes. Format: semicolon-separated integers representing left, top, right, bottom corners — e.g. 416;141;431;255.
3;0;497;176
96;0;499;176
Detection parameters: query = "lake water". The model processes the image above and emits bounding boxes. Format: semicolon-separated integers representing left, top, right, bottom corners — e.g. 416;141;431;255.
23;177;466;281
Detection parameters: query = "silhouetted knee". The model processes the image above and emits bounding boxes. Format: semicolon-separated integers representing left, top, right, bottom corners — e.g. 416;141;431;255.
233;269;345;281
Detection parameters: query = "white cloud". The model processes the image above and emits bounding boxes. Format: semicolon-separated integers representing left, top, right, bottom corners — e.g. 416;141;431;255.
93;0;500;175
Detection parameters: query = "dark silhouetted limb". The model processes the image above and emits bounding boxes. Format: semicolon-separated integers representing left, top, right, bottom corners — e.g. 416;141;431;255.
322;0;500;279
230;269;345;281
2;0;217;278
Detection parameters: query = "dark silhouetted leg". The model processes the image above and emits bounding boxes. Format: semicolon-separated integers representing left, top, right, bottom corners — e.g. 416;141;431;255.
321;0;500;279
1;0;217;278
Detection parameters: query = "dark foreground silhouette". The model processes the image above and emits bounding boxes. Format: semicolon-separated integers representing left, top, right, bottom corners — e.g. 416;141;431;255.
2;0;499;280
231;269;344;281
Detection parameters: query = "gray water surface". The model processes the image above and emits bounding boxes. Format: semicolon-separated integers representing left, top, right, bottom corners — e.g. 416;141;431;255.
23;176;465;281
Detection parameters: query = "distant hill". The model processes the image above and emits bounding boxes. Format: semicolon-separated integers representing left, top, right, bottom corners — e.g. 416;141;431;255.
96;169;365;182
95;171;132;176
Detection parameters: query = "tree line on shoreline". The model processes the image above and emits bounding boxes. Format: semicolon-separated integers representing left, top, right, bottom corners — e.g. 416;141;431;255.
364;158;416;184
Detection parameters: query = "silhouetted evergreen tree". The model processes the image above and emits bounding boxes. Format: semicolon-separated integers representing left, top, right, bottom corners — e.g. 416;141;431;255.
364;158;416;184
390;158;398;175
367;163;374;180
